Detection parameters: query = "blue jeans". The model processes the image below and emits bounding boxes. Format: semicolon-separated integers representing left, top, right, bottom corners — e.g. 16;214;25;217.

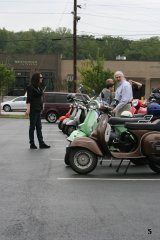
29;110;43;145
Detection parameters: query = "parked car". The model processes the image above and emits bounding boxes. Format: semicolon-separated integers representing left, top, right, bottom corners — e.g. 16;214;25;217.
42;92;90;123
1;96;27;112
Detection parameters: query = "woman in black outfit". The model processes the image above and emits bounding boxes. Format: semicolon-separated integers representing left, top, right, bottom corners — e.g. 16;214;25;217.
26;72;50;149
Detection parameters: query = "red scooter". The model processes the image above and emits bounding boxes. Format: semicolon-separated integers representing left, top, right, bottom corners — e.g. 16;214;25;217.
58;104;74;130
131;99;147;115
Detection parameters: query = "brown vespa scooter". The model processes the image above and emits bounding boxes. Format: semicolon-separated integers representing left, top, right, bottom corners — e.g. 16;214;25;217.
65;105;160;174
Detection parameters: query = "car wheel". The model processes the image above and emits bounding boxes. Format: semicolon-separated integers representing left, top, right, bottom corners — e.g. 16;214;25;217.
46;111;58;123
3;104;11;112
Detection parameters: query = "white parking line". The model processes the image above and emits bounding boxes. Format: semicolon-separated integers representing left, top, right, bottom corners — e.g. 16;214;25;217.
50;159;65;161
43;130;61;132
45;140;67;142
57;178;160;181
43;133;64;137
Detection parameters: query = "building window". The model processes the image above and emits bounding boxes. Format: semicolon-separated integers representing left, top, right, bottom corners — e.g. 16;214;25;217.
41;71;55;91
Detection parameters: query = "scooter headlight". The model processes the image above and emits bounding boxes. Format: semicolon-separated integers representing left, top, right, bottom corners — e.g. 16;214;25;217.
89;100;100;109
132;99;139;107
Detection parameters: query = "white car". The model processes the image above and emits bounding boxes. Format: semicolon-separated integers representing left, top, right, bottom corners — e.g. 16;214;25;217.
1;96;27;112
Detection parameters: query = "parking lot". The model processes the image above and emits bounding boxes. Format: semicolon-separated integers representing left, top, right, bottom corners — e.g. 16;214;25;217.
0;118;160;240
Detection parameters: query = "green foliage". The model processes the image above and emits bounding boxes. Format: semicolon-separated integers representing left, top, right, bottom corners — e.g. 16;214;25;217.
100;36;131;60
0;64;15;96
0;28;8;51
78;51;114;95
125;37;160;60
56;80;68;92
0;28;160;60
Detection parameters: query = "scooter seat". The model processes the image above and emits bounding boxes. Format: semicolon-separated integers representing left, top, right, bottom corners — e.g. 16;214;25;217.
125;119;160;131
108;117;143;125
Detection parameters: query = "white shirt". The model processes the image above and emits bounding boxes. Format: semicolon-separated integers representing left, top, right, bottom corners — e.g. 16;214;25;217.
115;79;133;110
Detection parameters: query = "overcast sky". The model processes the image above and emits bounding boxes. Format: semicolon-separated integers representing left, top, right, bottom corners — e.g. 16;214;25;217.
0;0;160;40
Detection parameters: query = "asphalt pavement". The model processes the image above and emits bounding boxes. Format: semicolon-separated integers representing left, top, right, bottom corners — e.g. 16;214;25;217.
0;118;160;240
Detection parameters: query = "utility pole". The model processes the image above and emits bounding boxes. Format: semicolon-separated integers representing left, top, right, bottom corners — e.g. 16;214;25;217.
73;0;81;93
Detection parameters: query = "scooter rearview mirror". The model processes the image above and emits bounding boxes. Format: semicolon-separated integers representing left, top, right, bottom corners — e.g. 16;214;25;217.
92;89;96;96
101;92;104;99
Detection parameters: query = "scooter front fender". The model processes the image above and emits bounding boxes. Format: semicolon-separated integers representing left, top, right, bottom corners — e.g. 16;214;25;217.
67;130;87;142
66;119;78;126
58;116;66;121
69;137;103;156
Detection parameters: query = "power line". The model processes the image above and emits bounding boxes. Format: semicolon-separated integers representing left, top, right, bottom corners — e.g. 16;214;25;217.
81;3;160;10
0;12;71;15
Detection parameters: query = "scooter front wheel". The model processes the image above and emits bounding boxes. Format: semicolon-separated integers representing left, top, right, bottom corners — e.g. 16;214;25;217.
148;156;160;173
66;125;76;136
69;147;98;174
130;158;148;166
58;121;63;130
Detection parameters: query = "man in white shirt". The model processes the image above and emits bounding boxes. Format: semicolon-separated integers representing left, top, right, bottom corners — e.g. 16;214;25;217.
112;71;133;117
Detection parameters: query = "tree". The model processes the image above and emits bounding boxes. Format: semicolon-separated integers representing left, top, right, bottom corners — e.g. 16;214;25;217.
125;37;160;61
0;64;15;114
78;51;114;95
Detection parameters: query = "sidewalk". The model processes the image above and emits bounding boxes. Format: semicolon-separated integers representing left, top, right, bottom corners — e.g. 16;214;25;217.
0;110;25;115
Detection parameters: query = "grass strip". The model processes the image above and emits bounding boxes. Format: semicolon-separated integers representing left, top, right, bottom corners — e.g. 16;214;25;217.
0;114;28;119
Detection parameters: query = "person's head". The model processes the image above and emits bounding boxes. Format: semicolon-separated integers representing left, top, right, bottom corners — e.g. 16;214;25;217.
105;78;114;89
114;71;125;82
31;72;43;87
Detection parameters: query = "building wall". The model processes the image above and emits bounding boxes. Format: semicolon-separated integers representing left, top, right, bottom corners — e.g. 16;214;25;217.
61;60;160;98
1;53;160;98
0;54;60;95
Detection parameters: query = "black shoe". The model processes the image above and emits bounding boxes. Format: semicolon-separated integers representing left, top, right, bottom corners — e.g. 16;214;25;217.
39;143;51;149
30;144;38;149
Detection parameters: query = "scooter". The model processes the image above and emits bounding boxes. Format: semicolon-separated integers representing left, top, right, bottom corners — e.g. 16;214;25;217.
61;87;90;135
67;98;100;142
61;98;79;134
65;104;160;175
67;92;131;143
58;103;74;130
64;100;88;136
63;86;92;136
131;99;147;115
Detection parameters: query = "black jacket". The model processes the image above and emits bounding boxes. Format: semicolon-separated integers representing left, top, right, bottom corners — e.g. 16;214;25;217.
26;85;43;111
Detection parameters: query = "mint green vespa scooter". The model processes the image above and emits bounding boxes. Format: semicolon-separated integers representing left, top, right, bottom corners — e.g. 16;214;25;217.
67;98;100;142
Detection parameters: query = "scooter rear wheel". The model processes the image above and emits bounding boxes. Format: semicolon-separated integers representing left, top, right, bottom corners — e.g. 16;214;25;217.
148;156;160;173
69;147;98;174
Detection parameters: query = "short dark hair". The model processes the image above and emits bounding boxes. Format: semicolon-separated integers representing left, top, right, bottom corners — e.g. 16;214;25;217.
31;72;41;87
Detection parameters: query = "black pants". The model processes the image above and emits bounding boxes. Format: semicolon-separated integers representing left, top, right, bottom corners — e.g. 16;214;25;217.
29;110;43;145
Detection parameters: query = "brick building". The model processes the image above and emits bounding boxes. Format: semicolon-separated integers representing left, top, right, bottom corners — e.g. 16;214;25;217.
0;54;61;95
